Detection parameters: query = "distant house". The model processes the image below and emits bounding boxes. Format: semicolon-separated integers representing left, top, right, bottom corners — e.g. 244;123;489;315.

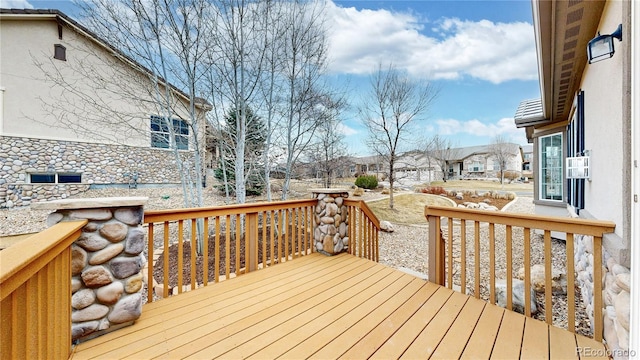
514;0;636;353
443;144;523;180
0;9;210;208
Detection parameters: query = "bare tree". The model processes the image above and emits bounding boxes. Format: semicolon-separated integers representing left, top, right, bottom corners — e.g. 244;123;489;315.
428;135;460;183
489;134;517;186
276;0;329;200
360;63;438;209
306;93;349;188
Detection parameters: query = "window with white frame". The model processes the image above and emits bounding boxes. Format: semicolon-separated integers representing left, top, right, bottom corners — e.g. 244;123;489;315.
470;161;484;172
150;115;189;150
539;133;563;201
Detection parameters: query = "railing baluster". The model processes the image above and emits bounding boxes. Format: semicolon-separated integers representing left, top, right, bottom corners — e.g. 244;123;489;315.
163;222;169;298
204;217;209;286
594;235;603;342
279;210;285;262
448;217;453;289
269;211;275;264
460;219;466;294
235;214;241;276
294;208;300;258
177;220;184;294
524;227;531;317
489;222;495;304
262;211;267;266
215;217;220;283
190;219;196;290
566;233;575;333
474;221;480;298
506;225;513;311
544;229;552;325
225;215;231;279
248;212;258;272
147;223;154;303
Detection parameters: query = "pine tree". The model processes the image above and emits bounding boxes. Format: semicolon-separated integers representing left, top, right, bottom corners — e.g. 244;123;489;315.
214;107;266;196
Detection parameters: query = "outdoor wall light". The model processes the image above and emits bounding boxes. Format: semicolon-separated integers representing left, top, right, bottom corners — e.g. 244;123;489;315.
587;24;622;64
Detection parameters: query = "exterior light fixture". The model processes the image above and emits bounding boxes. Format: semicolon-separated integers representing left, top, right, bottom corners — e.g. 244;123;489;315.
587;24;622;63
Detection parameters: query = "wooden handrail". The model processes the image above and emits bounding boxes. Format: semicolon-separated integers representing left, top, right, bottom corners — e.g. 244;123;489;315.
143;199;316;223
344;199;380;262
1;220;87;300
1;220;86;359
425;205;615;342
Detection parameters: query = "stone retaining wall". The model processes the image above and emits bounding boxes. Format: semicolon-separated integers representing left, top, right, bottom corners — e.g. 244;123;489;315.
0;135;194;208
312;189;349;255
33;197;148;342
575;234;630;356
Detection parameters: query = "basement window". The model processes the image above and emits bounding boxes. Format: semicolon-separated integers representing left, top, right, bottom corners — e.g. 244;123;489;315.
30;172;81;184
54;44;66;61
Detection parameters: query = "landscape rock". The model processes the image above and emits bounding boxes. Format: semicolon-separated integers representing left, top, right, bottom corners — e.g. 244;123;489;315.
110;257;142;279
517;264;567;294
380;220;394;233
124;228;145;255
114;208;143;225
615;273;630;293
495;279;537;315
614;291;630;331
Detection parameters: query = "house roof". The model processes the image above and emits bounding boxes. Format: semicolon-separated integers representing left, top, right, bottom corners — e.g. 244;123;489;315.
0;8;210;111
514;0;606;140
446;143;520;162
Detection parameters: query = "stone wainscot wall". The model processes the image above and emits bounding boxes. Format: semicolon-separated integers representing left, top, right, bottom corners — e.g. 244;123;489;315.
1;135;195;208
33;197;148;342
574;233;631;358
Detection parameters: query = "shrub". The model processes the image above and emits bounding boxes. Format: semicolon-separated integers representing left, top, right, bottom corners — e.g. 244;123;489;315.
420;186;447;195
355;175;378;190
504;170;521;180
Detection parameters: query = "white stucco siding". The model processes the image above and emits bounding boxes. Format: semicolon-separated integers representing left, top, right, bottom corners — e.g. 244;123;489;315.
579;0;625;237
0;17;195;148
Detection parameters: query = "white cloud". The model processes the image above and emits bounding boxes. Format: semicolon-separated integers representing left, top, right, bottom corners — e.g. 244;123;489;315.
436;117;527;143
324;2;537;84
0;0;33;8
338;122;358;136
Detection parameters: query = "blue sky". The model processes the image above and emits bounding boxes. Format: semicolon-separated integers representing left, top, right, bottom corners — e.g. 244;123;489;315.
3;0;540;156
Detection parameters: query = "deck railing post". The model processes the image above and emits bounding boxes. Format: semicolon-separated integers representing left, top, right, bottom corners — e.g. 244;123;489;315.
32;197;148;343
310;189;350;256
427;214;444;285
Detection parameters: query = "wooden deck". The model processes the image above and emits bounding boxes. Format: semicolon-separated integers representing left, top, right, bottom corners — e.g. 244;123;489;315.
71;253;607;359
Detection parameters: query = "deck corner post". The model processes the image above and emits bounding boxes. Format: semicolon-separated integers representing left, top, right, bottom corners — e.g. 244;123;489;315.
32;197;148;343
427;213;444;285
310;189;350;256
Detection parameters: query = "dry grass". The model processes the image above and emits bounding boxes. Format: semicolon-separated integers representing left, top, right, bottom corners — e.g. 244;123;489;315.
428;179;533;191
367;193;454;225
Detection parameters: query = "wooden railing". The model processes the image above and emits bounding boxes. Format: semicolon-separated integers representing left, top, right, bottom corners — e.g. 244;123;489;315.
344;199;380;262
145;199;316;302
0;220;87;360
424;205;615;342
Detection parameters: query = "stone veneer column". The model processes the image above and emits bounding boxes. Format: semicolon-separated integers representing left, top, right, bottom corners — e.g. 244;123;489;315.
32;197;148;342
311;189;349;255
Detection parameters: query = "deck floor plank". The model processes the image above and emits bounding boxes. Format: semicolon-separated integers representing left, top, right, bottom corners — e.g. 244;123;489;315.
312;281;441;360
459;302;505;359
249;273;418;359
209;266;402;359
521;316;550;359
490;308;526;359
69;253;611;360
367;287;454;359
429;296;487;359
399;290;470;359
286;278;428;359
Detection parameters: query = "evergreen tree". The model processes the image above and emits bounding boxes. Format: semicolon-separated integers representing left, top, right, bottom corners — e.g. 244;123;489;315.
214;107;266;196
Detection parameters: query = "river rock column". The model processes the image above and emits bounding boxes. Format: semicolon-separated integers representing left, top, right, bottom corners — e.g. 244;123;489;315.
32;197;148;342
311;189;349;255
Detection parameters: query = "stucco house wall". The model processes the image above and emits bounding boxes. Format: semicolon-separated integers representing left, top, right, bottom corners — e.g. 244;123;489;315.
0;10;208;208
